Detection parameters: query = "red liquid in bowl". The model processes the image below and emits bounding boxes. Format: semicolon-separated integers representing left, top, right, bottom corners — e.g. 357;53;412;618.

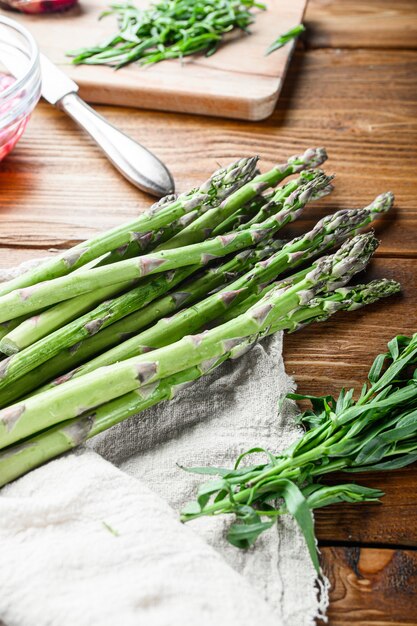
0;73;30;161
0;0;77;14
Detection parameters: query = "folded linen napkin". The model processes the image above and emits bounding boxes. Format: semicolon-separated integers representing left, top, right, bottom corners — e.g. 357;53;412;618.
0;450;280;626
0;259;328;626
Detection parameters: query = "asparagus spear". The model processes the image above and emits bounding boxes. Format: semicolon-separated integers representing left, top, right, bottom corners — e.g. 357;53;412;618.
0;185;275;354
0;156;258;298
0;177;329;393
210;203;263;237
0;175;321;391
216;257;400;325
5;186;391;400
0;232;378;449
47;262;317;383
0;243;285;406
267;279;401;333
0;174;330;323
0;357;230;487
0;266;201;393
154;149;328;250
1;191;233;354
50;272;400;385
209;167;332;239
181;192;396;332
0;185;392;403
237;169;332;231
0;319;24;343
0;277;398;487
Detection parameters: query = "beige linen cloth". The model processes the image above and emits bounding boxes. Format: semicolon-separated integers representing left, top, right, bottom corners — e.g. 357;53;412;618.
0;259;329;626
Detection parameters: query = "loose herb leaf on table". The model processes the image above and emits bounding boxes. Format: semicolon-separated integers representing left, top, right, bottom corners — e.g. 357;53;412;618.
266;23;306;55
181;333;417;571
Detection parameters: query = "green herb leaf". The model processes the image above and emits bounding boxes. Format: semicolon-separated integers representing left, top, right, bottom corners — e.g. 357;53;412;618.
234;446;278;469
265;24;306;56
304;483;384;509
227;517;274;548
274;478;320;572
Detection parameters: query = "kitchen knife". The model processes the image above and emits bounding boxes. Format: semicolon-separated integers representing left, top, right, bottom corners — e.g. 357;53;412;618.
0;27;174;197
39;54;174;197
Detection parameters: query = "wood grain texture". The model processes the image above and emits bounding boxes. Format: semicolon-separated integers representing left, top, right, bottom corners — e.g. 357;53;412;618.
284;258;415;395
306;0;417;50
0;0;307;121
316;466;417;547
0;247;58;270
320;547;417;625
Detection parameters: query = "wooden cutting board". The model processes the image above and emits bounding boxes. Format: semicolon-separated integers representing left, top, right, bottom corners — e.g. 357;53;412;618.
1;0;307;120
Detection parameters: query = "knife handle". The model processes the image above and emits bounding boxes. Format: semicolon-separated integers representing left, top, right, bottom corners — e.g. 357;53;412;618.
57;92;174;198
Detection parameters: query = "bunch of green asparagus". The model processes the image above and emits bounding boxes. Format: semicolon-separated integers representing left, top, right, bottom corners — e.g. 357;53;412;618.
0;147;400;488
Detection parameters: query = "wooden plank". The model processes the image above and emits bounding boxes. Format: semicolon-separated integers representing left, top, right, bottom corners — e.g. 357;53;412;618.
320;547;417;625
284;258;416;394
1;48;416;251
0;247;58;270
1;0;307;121
271;48;417;216
316;466;417;547
306;0;417;50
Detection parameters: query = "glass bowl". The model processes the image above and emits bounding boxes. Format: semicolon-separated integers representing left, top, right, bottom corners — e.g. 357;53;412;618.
0;16;41;161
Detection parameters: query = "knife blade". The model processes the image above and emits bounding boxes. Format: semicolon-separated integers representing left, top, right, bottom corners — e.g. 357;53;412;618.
39;52;79;105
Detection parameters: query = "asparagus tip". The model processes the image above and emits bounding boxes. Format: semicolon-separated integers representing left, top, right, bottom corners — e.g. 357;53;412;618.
371;191;395;214
343;278;402;310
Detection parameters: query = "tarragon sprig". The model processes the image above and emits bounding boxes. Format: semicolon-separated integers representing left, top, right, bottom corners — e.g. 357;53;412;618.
181;333;416;571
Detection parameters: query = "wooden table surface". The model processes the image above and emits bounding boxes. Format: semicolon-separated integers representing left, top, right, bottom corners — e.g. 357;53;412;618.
1;1;416;623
